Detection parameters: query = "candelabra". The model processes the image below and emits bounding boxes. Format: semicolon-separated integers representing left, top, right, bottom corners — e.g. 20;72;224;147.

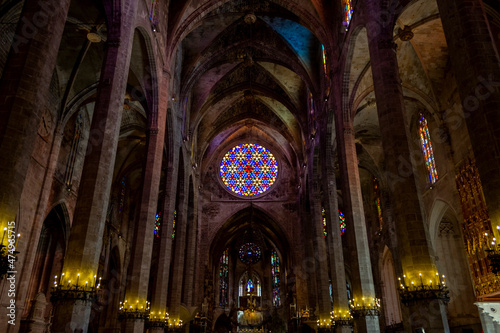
316;318;332;333
147;311;169;329
167;318;184;332
397;273;449;305
50;273;101;303
349;297;381;318
118;299;151;320
330;309;353;327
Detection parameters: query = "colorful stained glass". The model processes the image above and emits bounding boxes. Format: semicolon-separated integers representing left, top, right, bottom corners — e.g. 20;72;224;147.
310;93;314;116
172;210;177;239
220;143;278;196
246;279;254;293
239;243;262;264
271;250;281;306
219;249;229;306
322;207;327;237
339;211;346;235
150;0;158;26
154;212;161;238
322;44;328;79
373;177;383;230
343;0;353;29
419;113;438;184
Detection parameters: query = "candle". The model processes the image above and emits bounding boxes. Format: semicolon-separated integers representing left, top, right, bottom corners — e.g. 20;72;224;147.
419;273;423;286
1;227;6;244
76;273;79;287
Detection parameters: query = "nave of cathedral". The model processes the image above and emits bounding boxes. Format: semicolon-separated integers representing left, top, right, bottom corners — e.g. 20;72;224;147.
1;0;500;332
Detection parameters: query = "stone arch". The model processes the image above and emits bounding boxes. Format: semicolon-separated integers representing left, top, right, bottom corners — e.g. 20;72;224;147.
429;200;478;329
20;203;69;328
341;25;372;124
133;26;159;127
380;246;402;326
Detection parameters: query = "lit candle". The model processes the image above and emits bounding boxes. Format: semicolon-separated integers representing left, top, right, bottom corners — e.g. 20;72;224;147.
1;227;6;244
76;273;79;287
419;273;423;286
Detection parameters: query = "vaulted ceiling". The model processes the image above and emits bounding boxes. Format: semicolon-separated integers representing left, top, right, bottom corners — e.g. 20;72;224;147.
167;0;329;173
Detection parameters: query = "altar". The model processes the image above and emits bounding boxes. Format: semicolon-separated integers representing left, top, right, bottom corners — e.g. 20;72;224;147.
237;294;264;331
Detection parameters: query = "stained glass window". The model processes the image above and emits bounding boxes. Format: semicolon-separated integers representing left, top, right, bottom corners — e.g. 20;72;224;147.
322;207;327;237
343;0;353;29
322;45;328;79
339;211;346;235
220;143;278;196
246;279;254;293
271;250;281;306
219;249;229;306
419;113;438;184
150;0;158;27
119;178;126;213
310;93;314;115
172;210;177;239
154;212;161;238
239;243;262;264
373;177;383;230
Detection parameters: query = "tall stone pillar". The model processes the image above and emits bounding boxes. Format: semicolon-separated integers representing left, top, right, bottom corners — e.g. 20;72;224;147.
436;0;500;230
121;74;167;333
168;163;188;321
149;163;179;331
365;1;449;331
308;148;334;323
0;0;70;245
336;125;380;333
50;1;138;331
319;114;351;333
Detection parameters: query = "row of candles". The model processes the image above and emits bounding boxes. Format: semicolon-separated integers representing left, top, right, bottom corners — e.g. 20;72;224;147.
119;299;151;312
398;272;446;289
348;297;381;309
1;227;20;248
150;310;170;321
330;309;352;320
53;273;102;290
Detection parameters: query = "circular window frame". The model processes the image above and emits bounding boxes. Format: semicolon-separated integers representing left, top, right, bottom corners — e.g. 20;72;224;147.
218;142;280;199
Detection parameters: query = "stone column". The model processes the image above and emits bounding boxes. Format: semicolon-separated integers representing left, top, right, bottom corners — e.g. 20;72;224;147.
182;182;198;306
336;125;380;333
308;148;334;323
0;0;70;228
148;75;175;332
168;177;188;320
319;113;351;333
436;0;500;231
121;83;167;333
149;162;179;332
365;1;449;331
50;1;138;331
